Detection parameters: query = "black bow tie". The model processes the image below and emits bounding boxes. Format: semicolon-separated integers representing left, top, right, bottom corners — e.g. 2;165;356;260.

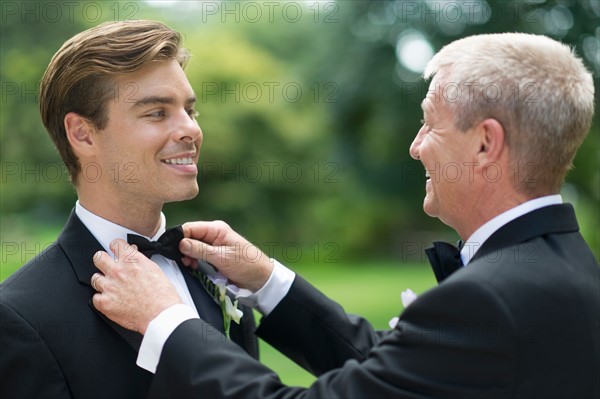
425;241;464;283
127;226;223;306
127;226;184;261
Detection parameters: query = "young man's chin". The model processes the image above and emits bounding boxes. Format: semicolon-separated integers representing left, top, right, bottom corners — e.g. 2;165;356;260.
168;186;200;203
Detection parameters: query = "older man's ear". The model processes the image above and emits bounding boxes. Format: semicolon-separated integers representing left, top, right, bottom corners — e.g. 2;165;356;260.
474;118;506;165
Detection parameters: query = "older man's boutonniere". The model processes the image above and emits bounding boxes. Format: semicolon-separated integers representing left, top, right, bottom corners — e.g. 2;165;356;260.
189;270;244;339
388;288;418;329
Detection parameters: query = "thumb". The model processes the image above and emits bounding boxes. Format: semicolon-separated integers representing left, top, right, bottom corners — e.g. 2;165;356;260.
180;238;215;262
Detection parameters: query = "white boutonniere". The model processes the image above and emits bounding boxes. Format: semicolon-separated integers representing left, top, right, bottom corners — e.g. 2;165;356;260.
401;288;418;308
189;268;244;339
213;275;244;339
388;288;418;329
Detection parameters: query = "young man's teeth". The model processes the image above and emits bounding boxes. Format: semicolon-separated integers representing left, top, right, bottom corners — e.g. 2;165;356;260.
164;157;193;165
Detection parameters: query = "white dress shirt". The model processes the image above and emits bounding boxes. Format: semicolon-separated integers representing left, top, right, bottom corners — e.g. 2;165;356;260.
76;201;200;317
138;257;295;372
460;195;563;265
76;202;207;370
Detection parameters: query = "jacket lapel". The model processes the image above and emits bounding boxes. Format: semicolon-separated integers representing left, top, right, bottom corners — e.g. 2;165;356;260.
471;203;579;263
57;209;143;351
177;260;224;333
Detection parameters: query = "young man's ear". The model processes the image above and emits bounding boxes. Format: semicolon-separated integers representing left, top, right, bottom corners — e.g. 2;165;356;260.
475;118;505;164
64;112;96;156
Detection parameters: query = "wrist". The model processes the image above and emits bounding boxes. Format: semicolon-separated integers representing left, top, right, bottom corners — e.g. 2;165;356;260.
252;259;295;316
142;299;184;334
256;257;275;292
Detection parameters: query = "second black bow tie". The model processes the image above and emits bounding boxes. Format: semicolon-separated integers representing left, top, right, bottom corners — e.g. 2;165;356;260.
425;241;464;283
127;226;184;261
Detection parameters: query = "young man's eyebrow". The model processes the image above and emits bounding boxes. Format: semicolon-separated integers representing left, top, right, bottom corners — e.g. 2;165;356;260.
129;95;196;109
185;96;197;106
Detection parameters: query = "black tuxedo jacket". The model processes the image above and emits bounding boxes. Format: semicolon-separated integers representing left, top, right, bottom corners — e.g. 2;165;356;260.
149;204;599;398
0;211;258;399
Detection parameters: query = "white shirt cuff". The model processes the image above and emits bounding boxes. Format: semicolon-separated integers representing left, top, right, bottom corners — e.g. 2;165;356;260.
235;259;295;316
136;261;295;373
136;304;199;373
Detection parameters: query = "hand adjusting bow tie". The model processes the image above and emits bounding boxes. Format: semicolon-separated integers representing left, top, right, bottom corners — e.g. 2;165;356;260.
425;241;464;283
127;226;223;307
128;225;243;338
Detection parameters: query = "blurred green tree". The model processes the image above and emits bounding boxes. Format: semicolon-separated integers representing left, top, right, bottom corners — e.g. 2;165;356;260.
1;0;598;265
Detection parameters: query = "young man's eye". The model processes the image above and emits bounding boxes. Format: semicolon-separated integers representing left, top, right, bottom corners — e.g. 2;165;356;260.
187;109;199;119
147;110;165;118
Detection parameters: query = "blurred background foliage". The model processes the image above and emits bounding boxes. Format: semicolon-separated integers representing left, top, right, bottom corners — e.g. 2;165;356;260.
1;0;599;266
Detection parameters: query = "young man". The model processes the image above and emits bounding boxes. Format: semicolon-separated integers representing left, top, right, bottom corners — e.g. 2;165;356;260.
92;33;598;398
0;20;257;399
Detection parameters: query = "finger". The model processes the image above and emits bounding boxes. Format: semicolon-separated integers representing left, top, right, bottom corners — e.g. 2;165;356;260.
91;273;104;292
182;221;229;243
93;251;111;274
110;239;146;264
181;256;199;269
91;292;103;311
182;221;211;240
109;238;133;261
179;238;218;263
109;238;129;250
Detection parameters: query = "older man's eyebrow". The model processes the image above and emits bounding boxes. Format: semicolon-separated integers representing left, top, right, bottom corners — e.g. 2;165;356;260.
421;98;435;115
420;101;429;117
129;95;197;109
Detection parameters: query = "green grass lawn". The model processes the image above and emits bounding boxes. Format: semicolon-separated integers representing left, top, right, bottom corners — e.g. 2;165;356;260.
1;228;437;388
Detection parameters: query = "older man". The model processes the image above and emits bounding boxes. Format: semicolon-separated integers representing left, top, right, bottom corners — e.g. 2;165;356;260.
92;33;599;398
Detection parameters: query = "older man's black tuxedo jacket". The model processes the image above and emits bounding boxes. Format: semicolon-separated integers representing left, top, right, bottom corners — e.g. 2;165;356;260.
149;204;599;398
0;211;258;399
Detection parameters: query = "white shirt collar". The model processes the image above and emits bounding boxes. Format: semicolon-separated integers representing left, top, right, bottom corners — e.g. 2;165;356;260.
460;194;563;265
75;200;166;257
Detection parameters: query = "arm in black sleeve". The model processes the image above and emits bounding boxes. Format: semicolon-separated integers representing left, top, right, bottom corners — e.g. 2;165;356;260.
149;278;517;399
